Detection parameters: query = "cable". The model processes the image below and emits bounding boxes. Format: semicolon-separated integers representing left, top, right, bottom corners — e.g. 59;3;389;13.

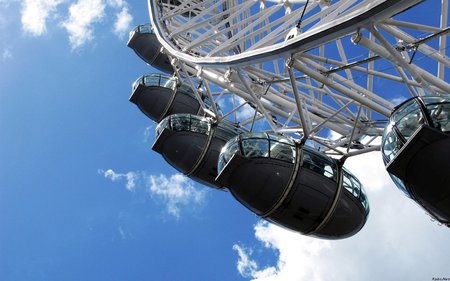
296;0;310;29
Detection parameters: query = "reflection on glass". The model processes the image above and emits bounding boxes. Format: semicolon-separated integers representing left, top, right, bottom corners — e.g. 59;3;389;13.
360;191;370;215
129;24;153;41
171;115;191;132
138;24;152;34
156;118;169;138
342;168;369;214
156;115;237;152
218;133;297;175
218;137;240;172
390;174;410;198
242;138;269;158
426;102;450;133
392;100;424;140
382;127;403;162
342;169;361;198
392;99;417;123
270;142;295;162
302;147;336;181
133;74;178;90
155;114;212;138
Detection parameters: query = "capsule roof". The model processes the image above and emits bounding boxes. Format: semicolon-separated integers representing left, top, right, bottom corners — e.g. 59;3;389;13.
127;24;173;73
156;113;237;141
130;73;223;122
129;74;202;122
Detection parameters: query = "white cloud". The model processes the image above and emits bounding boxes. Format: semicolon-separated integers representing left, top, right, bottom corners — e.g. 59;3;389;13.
99;169;206;219
234;152;450;280
113;6;132;38
391;96;407;106
143;125;154;143
236;96;257;120
100;169;137;191
61;0;105;49
148;174;206;219
21;0;62;36
106;0;125;9
234;221;331;281
16;0;133;47
344;151;388;192
233;244;259;278
2;48;12;60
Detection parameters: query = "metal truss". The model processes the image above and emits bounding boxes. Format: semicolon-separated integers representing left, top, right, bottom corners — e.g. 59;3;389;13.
148;0;449;158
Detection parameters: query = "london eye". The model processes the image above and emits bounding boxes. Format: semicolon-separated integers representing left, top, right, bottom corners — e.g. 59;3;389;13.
128;0;450;237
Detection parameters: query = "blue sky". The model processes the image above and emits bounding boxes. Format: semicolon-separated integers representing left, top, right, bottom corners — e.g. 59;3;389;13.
1;1;450;281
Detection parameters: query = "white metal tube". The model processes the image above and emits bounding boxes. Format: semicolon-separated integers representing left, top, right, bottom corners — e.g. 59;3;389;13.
287;65;310;139
439;0;448;80
235;69;279;132
292;59;392;116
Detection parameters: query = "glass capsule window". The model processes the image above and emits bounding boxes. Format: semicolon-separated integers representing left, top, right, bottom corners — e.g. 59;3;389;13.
342;168;369;214
129;24;153;40
342;169;361;198
138;24;152;34
217;133;297;175
381;124;403;163
132;74;177;92
218;137;241;172
155;114;211;139
144;74;177;90
391;99;425;141
359;189;370;215
302;146;337;182
422;96;450;133
242;138;270;158
389;174;410;198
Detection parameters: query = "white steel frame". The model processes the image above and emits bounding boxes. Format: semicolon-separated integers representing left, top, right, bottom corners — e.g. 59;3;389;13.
147;0;449;158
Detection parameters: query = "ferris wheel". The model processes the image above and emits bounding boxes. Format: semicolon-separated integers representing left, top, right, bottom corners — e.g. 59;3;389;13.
127;0;450;237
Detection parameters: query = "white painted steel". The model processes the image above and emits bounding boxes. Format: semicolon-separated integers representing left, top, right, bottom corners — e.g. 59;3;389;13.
147;0;449;158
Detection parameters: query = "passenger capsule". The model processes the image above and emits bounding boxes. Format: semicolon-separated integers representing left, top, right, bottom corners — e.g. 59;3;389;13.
153;114;238;188
130;74;205;122
127;24;172;73
381;95;450;226
216;133;369;239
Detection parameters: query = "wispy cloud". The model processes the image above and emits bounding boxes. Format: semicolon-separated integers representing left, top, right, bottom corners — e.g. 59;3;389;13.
61;0;105;49
99;169;137;191
148;174;206;219
2;48;12;60
233;244;277;279
106;0;126;8
113;5;132;38
234;152;450;280
17;0;133;48
21;0;62;36
99;169;206;219
236;96;256;120
143;125;154;143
